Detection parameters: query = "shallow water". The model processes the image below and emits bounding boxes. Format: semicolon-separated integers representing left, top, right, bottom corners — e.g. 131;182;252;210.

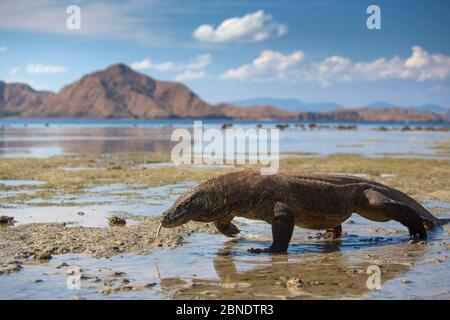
1;217;448;300
0;178;449;299
0;119;449;299
1;205;139;228
0;119;448;158
0;180;45;187
0;181;197;227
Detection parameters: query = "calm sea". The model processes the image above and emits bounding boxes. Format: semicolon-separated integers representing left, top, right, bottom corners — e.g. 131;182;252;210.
0;118;448;158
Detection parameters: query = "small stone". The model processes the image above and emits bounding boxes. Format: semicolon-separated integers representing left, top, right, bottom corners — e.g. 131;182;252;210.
32;251;52;261
33;279;43;283
56;262;69;269
73;296;86;300
121;285;133;292
106;270;126;277
108;216;126;227
77;212;85;216
100;287;113;296
401;280;411;284
0;215;14;225
286;277;306;289
103;280;113;287
0;263;22;276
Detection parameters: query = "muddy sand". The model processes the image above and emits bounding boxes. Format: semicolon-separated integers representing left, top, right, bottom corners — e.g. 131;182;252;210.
0;151;449;299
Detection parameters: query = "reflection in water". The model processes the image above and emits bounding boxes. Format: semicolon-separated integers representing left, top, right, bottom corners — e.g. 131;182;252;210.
154;233;435;299
145;204;450;299
1;120;449;158
0;222;446;299
0;126;176;157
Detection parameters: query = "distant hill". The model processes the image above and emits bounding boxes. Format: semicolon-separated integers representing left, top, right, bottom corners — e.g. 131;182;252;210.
231;97;343;112
0;64;223;118
233;98;450;116
0;64;447;122
364;101;393;109
303;107;444;122
219;104;443;122
0;81;54;116
363;101;449;116
218;103;299;119
411;103;449;116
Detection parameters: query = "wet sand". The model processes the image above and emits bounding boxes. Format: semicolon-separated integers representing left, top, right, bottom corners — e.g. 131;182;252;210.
0;151;449;299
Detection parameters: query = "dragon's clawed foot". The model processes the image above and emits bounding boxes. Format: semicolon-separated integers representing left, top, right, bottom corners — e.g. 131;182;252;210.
248;246;287;254
214;221;240;238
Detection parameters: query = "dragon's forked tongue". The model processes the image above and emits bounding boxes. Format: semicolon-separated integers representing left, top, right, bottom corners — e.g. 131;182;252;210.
154;223;163;246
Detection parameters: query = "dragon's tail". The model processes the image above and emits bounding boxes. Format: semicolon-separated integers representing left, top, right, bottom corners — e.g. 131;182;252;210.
438;218;450;226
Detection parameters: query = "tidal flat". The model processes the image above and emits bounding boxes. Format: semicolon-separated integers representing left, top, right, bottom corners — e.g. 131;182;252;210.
0;151;449;299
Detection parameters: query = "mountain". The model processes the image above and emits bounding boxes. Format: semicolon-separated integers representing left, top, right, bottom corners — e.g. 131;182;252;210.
231;97;343;112
0;81;54;117
233;97;449;119
2;64;223;118
218;103;299;119
411;103;449;116
309;107;444;122
363;101;449;116
364;101;393;109
219;105;444;122
0;64;447;122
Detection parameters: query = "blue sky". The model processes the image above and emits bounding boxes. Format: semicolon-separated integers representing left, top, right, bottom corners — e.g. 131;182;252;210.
1;0;450;107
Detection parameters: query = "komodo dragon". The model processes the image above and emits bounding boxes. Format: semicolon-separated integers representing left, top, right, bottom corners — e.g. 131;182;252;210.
159;171;449;253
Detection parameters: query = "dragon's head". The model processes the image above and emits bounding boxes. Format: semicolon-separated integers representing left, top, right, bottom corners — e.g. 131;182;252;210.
161;188;211;228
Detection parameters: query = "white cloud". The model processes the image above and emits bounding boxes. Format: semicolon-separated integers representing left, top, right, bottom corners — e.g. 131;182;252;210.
221;46;450;85
26;64;67;74
405;46;429;68
9;67;20;75
174;70;206;81
193;10;287;43
132;54;211;82
0;0;160;44
318;46;450;85
131;54;211;72
0;46;6;53
220;50;304;81
131;59;173;71
184;54;211;70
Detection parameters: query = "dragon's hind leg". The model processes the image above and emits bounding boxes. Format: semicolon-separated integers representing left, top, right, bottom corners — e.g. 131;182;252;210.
249;202;294;253
354;188;427;240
